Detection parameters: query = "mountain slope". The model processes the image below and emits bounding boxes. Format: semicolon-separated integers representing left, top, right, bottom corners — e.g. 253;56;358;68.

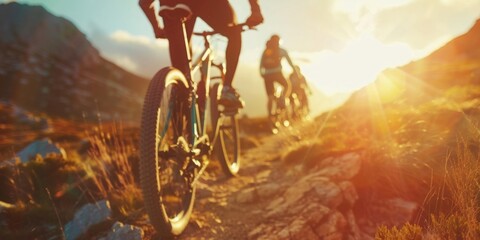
401;19;480;89
311;18;480;232
0;2;149;121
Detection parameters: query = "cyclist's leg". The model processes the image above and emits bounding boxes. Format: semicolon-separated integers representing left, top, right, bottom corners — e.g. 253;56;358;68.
161;0;197;75
196;0;240;87
301;89;310;112
276;72;291;108
263;75;275;116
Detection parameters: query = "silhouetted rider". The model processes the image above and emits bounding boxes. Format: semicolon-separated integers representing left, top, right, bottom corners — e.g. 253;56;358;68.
139;0;263;109
260;34;297;117
289;65;311;115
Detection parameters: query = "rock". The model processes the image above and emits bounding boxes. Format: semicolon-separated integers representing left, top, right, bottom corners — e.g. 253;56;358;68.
317;153;361;181
282;175;329;207
256;182;282;198
265;197;286;218
277;218;319;240
338;181;358;207
304;203;330;226
233;179;281;205
313;211;347;238
235;187;256;204
12;104;51;130
14;138;67;163
248;224;268;239
100;221;143;240
313;181;343;209
64;200;112;240
345;209;362;239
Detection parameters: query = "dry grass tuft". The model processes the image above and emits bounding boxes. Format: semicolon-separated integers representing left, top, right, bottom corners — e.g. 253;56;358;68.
83;122;143;218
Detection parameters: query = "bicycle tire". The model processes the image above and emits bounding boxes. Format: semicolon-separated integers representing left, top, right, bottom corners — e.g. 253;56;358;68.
139;67;195;238
273;96;290;129
210;83;241;176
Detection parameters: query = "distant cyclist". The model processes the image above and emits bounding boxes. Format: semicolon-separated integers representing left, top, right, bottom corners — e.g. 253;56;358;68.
289;65;311;117
139;0;264;108
260;34;297;117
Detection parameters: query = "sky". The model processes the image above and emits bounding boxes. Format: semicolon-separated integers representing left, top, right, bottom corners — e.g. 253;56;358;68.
2;0;480;116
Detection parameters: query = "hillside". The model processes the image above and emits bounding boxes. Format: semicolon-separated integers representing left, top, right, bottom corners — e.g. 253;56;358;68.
0;2;149;121
313;17;480;236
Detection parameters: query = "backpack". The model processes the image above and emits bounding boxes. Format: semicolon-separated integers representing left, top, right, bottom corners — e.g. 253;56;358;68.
262;49;281;69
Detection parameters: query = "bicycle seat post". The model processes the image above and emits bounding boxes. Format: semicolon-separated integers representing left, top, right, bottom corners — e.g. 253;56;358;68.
159;5;194;86
180;20;192;67
180;19;194;86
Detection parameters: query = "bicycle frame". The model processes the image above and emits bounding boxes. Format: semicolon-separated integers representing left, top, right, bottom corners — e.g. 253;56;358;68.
176;20;225;155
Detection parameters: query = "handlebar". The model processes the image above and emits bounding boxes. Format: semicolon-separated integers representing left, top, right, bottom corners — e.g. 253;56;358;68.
193;23;256;37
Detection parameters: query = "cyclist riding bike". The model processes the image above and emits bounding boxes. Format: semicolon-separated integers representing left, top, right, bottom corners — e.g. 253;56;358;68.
289;65;312;117
260;34;297;118
139;0;264;109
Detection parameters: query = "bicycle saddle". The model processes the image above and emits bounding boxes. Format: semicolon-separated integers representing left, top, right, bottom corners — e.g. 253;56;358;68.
159;4;192;20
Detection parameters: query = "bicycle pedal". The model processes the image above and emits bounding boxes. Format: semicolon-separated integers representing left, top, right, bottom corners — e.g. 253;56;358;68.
191;158;202;168
190;159;209;187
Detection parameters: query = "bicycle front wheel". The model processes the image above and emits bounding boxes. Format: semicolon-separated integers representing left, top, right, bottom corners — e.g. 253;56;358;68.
140;67;195;238
210;83;241;176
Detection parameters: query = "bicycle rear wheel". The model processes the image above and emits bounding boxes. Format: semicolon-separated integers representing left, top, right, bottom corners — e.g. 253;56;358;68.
140;67;195;238
210;83;241;176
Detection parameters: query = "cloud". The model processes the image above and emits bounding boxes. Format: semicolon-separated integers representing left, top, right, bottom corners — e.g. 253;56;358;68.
373;0;480;57
258;0;479;60
333;0;414;17
259;0;356;52
89;28;170;78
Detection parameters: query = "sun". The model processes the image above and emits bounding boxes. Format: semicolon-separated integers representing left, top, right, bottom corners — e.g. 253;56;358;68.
301;34;413;96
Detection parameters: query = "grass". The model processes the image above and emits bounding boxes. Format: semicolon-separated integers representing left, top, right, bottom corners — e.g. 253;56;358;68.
293;79;480;239
375;138;480;238
0;121;144;239
0;154;85;239
81;122;143;220
354;82;480;238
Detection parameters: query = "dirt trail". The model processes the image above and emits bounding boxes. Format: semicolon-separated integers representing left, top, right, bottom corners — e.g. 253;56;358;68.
172;123;314;239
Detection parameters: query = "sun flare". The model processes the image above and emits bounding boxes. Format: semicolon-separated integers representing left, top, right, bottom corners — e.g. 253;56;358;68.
300;34;413;96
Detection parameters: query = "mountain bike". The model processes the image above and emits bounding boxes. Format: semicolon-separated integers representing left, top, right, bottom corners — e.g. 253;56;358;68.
139;13;250;238
268;84;291;134
289;91;310;122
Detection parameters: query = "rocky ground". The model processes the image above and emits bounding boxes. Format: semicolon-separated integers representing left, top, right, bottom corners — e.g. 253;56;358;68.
134;120;416;240
0;102;420;239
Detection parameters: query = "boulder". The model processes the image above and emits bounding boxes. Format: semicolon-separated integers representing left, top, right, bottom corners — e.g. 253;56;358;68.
100;222;144;240
64;200;112;240
15;138;66;163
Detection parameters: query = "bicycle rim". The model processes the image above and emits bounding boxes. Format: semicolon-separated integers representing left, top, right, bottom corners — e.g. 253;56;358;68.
140;67;195;238
210;83;241;176
218;114;240;175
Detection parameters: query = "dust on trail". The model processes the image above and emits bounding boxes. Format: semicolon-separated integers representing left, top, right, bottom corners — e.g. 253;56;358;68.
172;122;316;239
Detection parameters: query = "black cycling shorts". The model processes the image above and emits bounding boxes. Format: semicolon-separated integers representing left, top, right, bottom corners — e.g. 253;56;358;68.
161;0;237;37
263;72;291;96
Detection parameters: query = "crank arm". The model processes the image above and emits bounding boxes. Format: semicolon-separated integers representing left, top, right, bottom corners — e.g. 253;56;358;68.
190;158;209;187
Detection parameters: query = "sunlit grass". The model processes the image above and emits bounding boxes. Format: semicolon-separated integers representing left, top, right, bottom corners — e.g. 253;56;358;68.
83;122;143;219
341;62;480;238
0;121;143;239
375;138;480;239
